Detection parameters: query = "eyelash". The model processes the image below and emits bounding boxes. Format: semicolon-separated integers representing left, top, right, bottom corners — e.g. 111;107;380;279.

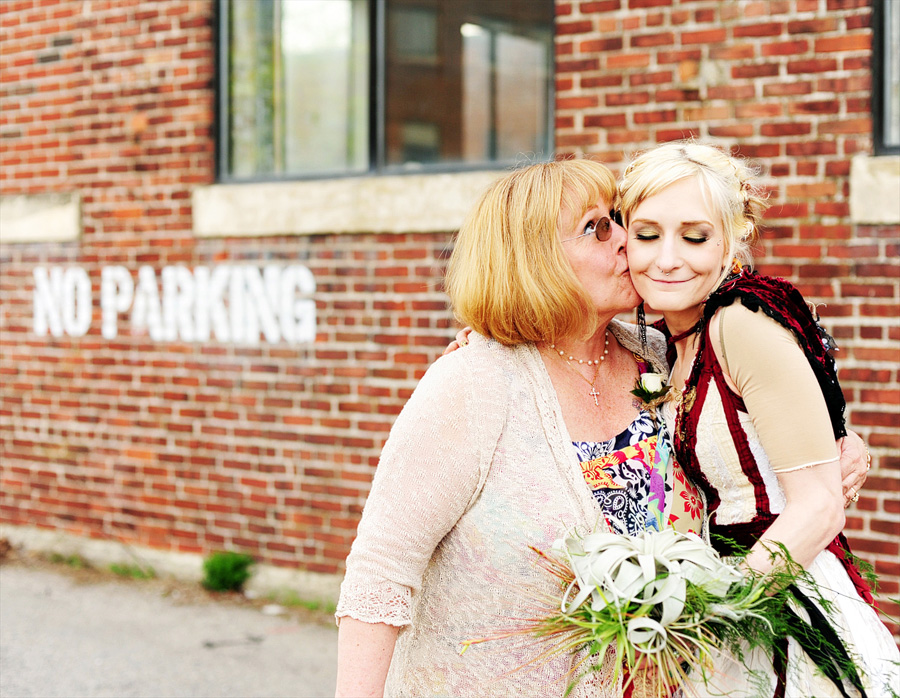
632;230;709;243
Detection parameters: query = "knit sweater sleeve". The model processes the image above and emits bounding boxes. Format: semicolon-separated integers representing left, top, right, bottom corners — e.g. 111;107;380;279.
335;344;503;626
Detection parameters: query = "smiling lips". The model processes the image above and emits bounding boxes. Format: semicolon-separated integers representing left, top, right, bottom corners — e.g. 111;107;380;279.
648;276;694;284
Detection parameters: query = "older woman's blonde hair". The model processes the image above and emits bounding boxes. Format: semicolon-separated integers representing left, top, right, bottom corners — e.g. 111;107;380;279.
620;141;767;288
446;159;617;346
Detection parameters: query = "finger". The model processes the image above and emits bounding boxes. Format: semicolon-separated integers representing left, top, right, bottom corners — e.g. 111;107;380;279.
455;327;473;345
843;482;862;507
441;341;459;356
842;480;863;505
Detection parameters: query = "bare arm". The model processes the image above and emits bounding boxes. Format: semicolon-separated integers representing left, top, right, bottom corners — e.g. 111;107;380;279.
745;462;845;572
335;618;400;698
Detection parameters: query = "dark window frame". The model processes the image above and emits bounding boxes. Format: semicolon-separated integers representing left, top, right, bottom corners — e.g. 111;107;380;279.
872;0;900;155
214;0;555;184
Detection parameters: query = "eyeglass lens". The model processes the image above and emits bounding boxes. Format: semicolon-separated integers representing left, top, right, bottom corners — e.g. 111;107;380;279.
595;217;612;240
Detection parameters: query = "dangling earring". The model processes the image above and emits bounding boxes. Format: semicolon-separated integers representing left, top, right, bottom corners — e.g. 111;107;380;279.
730;258;743;275
637;302;647;356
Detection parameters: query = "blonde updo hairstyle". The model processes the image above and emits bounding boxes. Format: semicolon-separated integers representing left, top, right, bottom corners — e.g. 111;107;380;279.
620;141;767;289
446;159;618;346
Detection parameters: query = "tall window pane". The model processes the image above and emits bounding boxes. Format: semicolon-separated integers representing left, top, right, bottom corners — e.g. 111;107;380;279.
282;0;369;174
384;0;553;169
226;0;369;177
496;32;550;159
881;0;900;150
228;0;276;177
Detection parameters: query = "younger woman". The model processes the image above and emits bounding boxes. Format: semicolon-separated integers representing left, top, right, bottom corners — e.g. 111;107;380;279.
621;141;899;697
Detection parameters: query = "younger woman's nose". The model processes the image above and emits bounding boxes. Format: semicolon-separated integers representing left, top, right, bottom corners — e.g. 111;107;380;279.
655;237;681;273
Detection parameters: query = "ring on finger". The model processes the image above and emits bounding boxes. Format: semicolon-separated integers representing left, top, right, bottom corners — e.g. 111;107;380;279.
850;491;860;503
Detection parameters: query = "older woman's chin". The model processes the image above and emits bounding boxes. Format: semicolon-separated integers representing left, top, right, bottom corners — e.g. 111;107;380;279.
619;279;643;312
599;282;642;317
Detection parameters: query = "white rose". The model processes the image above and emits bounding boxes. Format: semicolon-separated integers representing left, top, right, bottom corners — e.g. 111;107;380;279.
640;372;664;393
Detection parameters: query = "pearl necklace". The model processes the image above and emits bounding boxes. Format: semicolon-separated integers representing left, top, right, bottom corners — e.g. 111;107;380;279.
550;330;610;366
550;331;609;406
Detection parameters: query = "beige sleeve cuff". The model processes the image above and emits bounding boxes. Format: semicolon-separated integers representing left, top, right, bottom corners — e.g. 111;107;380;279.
717;302;839;473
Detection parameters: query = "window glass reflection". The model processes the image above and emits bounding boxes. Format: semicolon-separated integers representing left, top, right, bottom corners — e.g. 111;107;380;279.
385;0;552;169
282;0;369;174
227;0;368;177
884;0;899;148
223;0;552;179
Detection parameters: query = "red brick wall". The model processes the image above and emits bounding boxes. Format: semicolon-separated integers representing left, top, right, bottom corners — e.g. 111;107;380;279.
1;0;898;634
556;0;899;632
0;0;454;574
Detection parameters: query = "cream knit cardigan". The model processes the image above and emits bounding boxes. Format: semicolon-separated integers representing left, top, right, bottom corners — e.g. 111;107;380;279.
337;320;668;698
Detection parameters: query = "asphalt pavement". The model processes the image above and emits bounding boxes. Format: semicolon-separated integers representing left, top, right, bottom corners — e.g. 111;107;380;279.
0;563;338;698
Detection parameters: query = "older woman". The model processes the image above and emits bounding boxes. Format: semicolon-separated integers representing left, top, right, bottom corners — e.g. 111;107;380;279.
335;159;688;697
335;158;870;698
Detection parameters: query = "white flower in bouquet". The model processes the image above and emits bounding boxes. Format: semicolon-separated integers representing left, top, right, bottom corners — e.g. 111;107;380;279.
559;530;744;657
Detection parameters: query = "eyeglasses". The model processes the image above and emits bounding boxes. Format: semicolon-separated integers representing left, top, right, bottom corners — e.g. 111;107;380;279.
561;210;623;243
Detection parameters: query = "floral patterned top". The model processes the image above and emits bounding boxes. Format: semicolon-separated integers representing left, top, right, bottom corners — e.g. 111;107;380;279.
573;359;704;537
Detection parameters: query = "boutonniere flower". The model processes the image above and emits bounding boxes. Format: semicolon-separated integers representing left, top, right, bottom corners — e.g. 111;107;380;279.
633;371;666;400
631;370;671;420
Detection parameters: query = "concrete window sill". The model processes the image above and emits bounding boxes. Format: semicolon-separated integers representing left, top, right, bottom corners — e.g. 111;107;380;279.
850;154;900;225
0;193;81;244
192;170;507;238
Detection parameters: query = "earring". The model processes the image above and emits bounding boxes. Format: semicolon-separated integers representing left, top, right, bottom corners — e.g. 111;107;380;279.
730;258;743;275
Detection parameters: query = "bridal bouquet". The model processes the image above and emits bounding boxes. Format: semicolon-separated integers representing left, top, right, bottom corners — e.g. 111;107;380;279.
462;528;865;697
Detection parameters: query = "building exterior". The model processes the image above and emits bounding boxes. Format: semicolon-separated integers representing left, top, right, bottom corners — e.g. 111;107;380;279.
1;0;898;630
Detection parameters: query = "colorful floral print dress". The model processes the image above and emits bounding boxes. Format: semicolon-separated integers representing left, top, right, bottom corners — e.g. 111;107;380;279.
573;358;703;537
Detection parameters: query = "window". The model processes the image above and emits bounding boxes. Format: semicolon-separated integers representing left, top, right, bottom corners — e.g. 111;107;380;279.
217;0;554;181
873;0;900;155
